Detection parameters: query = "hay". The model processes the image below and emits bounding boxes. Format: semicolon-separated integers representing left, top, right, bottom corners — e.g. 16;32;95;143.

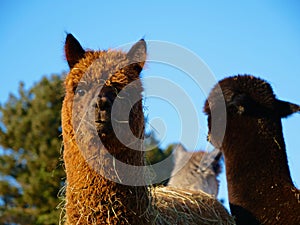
59;184;235;225
59;168;236;225
150;186;235;225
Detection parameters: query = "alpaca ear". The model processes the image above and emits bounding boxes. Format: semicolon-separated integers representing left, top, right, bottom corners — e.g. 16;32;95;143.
200;149;222;174
127;39;147;71
276;99;300;118
65;33;85;69
211;150;222;175
228;93;247;115
173;144;187;162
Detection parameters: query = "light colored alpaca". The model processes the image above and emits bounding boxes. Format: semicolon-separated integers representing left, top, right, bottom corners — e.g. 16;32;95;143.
62;34;235;224
168;144;222;196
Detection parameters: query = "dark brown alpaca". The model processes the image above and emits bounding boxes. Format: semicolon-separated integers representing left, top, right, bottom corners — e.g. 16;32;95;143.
62;34;235;224
204;75;300;225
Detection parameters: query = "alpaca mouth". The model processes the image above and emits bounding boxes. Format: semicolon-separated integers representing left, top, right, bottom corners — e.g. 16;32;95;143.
95;119;108;128
94;117;112;136
95;119;106;124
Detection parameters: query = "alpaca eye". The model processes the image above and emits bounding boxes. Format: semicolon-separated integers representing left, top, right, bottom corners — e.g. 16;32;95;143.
75;89;86;97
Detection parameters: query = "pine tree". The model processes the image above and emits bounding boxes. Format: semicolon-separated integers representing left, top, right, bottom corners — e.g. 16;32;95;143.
145;132;173;164
145;132;174;185
0;75;65;225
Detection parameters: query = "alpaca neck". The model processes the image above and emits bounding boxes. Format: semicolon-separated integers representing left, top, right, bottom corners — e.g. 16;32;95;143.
63;138;151;224
225;138;293;201
223;118;294;223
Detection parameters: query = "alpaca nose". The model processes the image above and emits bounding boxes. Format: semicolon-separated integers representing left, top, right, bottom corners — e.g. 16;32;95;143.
288;102;300;113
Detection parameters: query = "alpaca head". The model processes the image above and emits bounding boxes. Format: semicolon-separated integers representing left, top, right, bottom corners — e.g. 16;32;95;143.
168;144;222;195
204;75;300;148
63;34;146;167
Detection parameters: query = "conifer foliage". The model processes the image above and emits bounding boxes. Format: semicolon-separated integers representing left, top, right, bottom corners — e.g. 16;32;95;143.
0;75;65;225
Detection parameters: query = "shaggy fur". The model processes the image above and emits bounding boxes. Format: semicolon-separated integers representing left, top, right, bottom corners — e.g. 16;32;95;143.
204;75;300;224
168;144;222;196
62;34;149;225
62;34;235;224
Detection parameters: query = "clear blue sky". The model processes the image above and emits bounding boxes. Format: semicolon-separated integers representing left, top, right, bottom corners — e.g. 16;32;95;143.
1;0;300;210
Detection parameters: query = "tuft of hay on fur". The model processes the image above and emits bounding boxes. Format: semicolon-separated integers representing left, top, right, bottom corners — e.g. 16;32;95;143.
151;186;235;225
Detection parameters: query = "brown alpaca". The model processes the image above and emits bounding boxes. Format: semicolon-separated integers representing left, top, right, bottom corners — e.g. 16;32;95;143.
62;34;235;224
204;75;300;225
